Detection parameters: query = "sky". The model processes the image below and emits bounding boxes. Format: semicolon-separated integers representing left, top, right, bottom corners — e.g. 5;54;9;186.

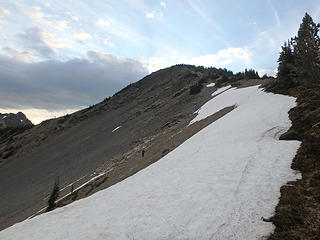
0;0;319;124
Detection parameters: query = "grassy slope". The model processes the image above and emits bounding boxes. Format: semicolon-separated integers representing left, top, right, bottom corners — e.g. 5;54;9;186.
267;85;320;239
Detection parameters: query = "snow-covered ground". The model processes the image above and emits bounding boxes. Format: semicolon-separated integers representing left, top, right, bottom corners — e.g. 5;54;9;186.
206;83;216;87
0;85;300;240
112;126;122;132
212;85;232;96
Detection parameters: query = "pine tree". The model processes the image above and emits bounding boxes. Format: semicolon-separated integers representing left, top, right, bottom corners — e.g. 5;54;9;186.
292;13;320;87
46;177;60;212
277;40;296;89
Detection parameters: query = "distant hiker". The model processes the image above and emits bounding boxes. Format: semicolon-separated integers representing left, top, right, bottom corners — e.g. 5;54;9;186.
142;149;145;158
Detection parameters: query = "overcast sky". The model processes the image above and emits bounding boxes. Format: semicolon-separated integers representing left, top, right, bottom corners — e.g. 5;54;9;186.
0;0;319;123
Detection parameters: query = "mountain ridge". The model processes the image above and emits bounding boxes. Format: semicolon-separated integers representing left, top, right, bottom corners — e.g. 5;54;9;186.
0;64;272;230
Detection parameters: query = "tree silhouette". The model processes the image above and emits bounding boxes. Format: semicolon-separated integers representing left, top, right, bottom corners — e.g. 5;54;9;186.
292;13;320;87
46;177;60;212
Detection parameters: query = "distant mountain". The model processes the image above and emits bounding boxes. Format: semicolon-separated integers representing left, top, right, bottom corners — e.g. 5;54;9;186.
0;112;32;129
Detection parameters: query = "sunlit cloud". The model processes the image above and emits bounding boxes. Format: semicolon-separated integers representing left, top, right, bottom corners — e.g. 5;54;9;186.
187;47;253;67
53;20;69;31
28;6;69;31
2;46;37;62
160;2;166;8
145;12;155;19
73;30;92;40
19;28;73;58
95;17;114;27
0;7;10;18
103;37;115;47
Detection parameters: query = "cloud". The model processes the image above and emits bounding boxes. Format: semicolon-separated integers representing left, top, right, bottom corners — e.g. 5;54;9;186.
160;2;166;8
95;17;114;27
103;37;115;47
0;51;148;111
186;47;253;67
44;2;51;8
28;6;69;31
18;28;56;58
28;6;45;22
53;20;69;31
144;56;168;73
0;7;10;18
66;12;79;21
258;68;277;77
2;46;36;62
145;12;155;19
18;28;73;58
73;30;92;40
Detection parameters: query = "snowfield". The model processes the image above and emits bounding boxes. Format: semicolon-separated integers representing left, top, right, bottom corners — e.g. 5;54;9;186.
206;83;216;87
0;85;300;240
212;85;231;96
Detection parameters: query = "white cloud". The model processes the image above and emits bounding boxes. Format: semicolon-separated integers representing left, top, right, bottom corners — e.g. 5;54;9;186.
2;46;37;62
145;12;155;19
0;7;10;18
258;68;277;77
249;21;257;25
28;6;69;31
37;29;72;49
187;47;253;67
144;56;168;73
54;20;69;31
96;17;114;27
160;2;166;8
73;30;92;40
71;15;79;21
66;12;79;21
271;8;280;26
103;37;115;47
19;28;73;58
29;6;45;21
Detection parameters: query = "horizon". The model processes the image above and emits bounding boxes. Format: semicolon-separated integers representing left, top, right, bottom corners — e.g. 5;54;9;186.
0;0;319;123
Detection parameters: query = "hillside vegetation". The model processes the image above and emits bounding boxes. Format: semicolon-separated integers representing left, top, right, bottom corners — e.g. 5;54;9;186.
267;13;320;240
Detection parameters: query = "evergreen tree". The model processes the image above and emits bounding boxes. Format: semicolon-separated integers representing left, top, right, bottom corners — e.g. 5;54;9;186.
46;177;60;212
277;40;296;88
292;13;320;86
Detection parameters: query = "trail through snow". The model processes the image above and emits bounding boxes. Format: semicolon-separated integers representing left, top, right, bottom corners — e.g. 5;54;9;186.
0;86;300;240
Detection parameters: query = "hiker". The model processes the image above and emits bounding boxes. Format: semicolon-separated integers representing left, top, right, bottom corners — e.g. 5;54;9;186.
142;149;145;157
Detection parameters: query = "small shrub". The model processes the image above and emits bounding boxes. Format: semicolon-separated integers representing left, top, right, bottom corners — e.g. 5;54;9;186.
189;83;203;95
46;177;60;212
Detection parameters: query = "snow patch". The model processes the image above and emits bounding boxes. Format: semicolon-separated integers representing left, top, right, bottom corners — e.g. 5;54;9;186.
190;85;257;125
112;126;121;132
0;85;300;240
212;85;232;97
206;83;215;87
